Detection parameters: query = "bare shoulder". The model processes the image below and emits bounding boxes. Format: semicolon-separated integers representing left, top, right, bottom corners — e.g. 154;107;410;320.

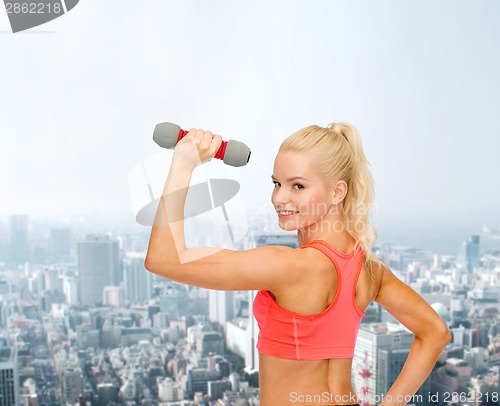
363;258;386;296
294;244;343;276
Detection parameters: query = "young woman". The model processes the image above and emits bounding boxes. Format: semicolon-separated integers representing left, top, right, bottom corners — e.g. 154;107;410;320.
145;123;451;406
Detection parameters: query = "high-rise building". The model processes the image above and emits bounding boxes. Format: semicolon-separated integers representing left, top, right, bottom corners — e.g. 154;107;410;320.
62;272;78;306
378;348;430;403
246;289;259;373
0;279;9;296
96;383;119;405
209;354;231;378
209;290;234;329
50;228;72;259
77;234;120;307
76;325;100;349
208;380;232;400
158;377;183;402
0;297;16;330
9;215;28;264
362;300;382;324
0;347;20;406
44;268;63;293
102;285;125;308
119;377;137;403
40;290;66;312
159;285;189;319
197;331;224;356
153;312;170;329
122;254;152;305
0;222;9;263
465;234;480;273
61;367;83;404
226;318;248;360
354;323;429;406
431;358;472;398
187;367;219;398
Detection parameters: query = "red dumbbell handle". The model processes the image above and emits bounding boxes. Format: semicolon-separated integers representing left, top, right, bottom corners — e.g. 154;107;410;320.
177;129;228;161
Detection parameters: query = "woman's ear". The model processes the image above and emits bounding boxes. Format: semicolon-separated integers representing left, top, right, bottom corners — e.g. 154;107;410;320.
330;180;348;205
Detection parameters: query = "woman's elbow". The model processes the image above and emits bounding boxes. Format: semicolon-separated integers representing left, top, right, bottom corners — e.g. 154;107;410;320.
144;257;155;272
144;258;157;276
144;257;177;278
430;324;452;347
441;327;452;346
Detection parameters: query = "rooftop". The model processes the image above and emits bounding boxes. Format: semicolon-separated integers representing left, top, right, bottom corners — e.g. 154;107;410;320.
0;348;13;362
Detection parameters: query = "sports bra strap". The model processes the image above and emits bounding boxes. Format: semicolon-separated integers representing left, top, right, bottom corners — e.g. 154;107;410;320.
299;239;364;303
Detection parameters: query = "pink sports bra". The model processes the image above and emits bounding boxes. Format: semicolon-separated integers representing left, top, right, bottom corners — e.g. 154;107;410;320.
253;239;365;360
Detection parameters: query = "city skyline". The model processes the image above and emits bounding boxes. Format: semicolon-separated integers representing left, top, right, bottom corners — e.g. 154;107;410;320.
0;214;498;404
0;207;498;259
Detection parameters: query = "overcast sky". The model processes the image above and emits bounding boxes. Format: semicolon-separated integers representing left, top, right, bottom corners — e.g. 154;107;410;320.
1;1;499;252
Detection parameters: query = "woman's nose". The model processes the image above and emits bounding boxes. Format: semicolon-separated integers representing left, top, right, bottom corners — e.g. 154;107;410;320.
272;186;289;204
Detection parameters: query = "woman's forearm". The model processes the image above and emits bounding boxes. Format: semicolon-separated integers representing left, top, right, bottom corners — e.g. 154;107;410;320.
145;159;193;267
145;158;225;275
377;335;450;406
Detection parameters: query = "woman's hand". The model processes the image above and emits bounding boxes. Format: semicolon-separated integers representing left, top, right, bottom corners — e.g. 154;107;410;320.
172;128;223;170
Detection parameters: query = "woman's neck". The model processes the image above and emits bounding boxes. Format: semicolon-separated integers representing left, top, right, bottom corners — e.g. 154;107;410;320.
297;204;355;248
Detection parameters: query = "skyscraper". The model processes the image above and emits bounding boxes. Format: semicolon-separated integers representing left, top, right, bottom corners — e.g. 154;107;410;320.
44;268;62;293
465;234;480;273
0;222;9;263
354;323;430;406
159;285;189;319
9;215;28;264
123;254;152;305
0;347;20;406
208;290;234;329
246;289;259;373
77;234;120;307
62;272;78;306
61;367;83;404
378;348;430;404
50;228;72;259
102;285;125;308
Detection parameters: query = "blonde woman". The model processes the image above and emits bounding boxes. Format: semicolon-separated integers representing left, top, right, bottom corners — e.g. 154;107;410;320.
145;123;451;406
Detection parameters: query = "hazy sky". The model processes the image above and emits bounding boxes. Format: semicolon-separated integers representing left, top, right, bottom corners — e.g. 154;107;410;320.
1;1;499;250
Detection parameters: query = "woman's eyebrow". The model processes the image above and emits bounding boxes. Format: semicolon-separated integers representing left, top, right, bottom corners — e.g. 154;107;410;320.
271;175;309;182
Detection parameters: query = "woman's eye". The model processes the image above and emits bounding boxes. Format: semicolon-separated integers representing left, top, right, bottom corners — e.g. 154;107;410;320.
272;181;303;189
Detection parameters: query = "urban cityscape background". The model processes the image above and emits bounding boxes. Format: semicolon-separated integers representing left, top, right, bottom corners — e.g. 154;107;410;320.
0;206;499;405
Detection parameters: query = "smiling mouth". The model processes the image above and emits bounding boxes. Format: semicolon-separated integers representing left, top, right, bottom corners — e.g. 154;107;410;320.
277;210;299;218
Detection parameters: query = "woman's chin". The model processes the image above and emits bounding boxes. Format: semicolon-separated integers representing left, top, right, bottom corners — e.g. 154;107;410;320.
277;220;299;232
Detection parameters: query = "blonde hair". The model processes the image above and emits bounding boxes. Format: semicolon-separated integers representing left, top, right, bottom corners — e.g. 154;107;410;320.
279;122;385;281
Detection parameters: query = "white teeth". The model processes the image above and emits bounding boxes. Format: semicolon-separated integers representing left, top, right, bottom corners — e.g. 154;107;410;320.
279;211;298;215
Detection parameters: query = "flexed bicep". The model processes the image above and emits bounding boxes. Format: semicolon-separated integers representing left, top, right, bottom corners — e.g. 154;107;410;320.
145;245;307;291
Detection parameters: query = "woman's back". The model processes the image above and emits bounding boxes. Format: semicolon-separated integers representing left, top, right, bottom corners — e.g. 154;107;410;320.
255;235;383;405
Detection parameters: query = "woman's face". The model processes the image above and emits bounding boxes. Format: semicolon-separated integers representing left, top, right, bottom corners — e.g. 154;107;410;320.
271;150;335;232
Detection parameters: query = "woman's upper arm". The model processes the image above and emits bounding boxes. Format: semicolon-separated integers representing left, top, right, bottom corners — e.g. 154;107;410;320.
145;245;307;291
374;263;451;342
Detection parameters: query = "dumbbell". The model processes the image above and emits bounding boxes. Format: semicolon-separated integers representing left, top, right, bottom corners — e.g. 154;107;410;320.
153;122;251;167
